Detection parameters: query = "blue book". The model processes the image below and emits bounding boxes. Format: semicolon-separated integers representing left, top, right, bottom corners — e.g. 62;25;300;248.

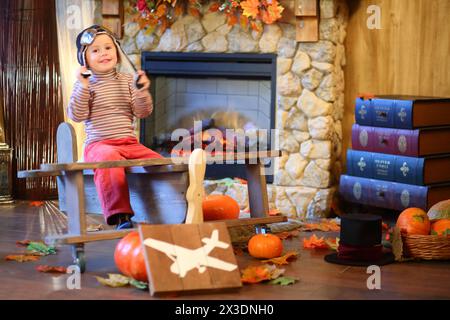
339;175;450;211
354;95;450;129
346;150;450;185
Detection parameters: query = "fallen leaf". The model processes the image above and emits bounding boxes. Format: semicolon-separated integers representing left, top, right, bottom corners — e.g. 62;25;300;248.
86;224;104;232
275;230;300;240
5;254;40;262
241;265;271;284
16;240;33;247
240;264;284;284
129;279;148;290
261;251;298;265
303;219;340;232
325;238;340;251
303;234;329;249
268;209;281;216
27;242;56;255
274;231;290;240
269;276;298;286
95;274;130;288
36;265;67;273
269;265;285;279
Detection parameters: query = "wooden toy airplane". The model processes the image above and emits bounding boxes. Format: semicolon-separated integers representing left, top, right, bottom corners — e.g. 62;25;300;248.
143;229;237;278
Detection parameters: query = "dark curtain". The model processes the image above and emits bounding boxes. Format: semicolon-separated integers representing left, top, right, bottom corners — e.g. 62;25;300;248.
0;0;63;199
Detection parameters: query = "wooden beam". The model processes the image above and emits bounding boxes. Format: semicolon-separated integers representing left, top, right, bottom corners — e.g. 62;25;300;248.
296;16;319;42
295;0;318;16
102;0;120;15
101;0;124;39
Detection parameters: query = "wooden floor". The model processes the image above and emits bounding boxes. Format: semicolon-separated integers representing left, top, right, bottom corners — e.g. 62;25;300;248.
1;201;449;300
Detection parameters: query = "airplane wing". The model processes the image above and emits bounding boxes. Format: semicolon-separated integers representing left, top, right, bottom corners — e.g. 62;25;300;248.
143;238;195;257
203;256;237;272
143;238;178;256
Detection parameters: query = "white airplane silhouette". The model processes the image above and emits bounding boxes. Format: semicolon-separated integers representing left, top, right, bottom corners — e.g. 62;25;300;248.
143;229;237;278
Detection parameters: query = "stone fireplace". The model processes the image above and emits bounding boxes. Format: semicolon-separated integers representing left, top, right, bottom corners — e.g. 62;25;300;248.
121;0;348;218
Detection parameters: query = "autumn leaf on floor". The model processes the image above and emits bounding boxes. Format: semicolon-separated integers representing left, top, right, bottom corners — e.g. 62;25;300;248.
261;251;298;265
95;274;130;288
241;264;285;284
16;240;33;247
129;279;148;290
241;265;271;284
269;276;299;286
36;265;67;273
86;224;104;232
303;234;329;249
27;242;56;255
5;254;40;262
268;208;281;216
303;219;340;232
275;230;300;240
325;238;340;251
29;201;44;207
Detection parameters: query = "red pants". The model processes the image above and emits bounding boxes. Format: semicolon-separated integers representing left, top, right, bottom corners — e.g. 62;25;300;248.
84;137;162;225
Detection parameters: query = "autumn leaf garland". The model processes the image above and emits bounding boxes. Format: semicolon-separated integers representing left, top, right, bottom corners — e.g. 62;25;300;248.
129;0;285;35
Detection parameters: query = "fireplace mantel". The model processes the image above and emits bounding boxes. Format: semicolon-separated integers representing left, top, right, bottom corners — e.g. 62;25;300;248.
142;52;276;79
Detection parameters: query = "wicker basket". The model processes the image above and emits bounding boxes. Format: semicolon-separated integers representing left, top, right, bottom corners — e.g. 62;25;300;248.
401;234;450;260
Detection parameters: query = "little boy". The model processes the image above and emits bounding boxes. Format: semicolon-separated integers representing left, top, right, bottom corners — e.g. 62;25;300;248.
68;25;161;229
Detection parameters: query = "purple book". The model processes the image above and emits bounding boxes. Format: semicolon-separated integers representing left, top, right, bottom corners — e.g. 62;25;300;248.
351;124;450;156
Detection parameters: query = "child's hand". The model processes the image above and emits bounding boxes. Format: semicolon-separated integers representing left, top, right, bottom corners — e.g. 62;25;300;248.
135;70;150;90
76;66;91;88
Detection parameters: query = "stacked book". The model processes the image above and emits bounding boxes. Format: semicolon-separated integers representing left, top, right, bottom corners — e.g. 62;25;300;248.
340;95;450;211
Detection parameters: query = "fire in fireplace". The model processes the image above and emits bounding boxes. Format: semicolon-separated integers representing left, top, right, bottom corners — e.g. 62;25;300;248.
140;52;277;181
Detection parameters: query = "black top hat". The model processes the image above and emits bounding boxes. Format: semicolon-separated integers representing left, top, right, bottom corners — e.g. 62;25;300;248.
324;214;395;266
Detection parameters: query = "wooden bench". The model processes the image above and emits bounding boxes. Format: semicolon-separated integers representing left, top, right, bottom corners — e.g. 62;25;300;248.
17;122;285;272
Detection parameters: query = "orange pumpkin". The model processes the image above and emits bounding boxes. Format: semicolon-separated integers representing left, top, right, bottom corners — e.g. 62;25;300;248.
114;231;148;282
396;207;431;235
430;219;450;236
427;199;450;221
248;233;283;259
202;194;240;221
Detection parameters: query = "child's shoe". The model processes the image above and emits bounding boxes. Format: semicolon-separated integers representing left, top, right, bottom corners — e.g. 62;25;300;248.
115;214;134;230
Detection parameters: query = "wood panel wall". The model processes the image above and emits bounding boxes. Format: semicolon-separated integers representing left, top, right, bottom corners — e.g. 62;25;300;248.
343;0;450;164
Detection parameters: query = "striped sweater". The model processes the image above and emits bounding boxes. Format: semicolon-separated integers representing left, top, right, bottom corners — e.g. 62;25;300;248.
68;69;153;146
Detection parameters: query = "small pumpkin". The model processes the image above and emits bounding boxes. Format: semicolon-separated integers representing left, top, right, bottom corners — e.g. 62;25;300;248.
202;194;240;221
396;207;431;235
114;231;148;282
248;233;283;259
427;199;450;221
430;219;450;236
